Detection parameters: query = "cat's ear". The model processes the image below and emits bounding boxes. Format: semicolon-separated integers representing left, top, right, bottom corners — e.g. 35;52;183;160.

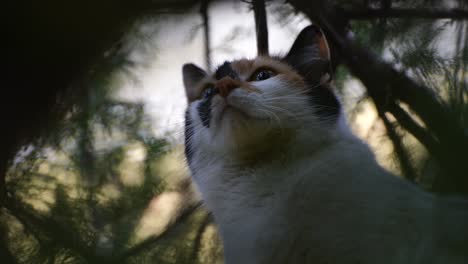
182;63;208;102
284;25;332;84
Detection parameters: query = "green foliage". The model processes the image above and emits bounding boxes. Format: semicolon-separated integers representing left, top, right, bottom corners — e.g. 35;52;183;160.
1;43;221;261
1;56;171;263
347;5;468;187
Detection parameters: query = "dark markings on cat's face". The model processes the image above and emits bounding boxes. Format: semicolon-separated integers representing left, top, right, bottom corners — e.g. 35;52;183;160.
197;86;216;127
215;61;239;80
184;110;194;166
195;62;240;128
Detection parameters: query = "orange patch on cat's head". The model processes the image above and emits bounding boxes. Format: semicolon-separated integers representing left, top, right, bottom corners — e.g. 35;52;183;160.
230;59;254;78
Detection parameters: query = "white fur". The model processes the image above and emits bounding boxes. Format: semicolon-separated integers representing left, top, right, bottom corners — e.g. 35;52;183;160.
186;76;468;264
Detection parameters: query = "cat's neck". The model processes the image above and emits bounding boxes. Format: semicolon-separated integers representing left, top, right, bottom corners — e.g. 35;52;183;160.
198;120;380;228
202;131;382;263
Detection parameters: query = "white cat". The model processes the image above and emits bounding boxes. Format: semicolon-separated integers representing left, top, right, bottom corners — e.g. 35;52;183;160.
182;25;468;264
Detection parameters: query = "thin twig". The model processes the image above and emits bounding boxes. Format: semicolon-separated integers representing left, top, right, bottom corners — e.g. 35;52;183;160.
378;107;417;182
115;201;203;262
387;102;441;157
2;196;96;262
189;213;212;263
343;8;468;20
200;0;212;69
252;0;269;56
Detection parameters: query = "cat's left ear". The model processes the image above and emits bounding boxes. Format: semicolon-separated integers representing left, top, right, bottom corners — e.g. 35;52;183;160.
182;63;208;102
284;25;332;84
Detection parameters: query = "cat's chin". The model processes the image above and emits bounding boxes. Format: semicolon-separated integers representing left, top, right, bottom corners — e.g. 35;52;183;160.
215;104;272;131
208;95;282;151
212;98;262;126
210;92;273;127
214;105;250;132
213;116;295;162
211;106;286;152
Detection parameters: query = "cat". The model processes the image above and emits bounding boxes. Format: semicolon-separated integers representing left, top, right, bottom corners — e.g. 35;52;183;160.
182;25;468;264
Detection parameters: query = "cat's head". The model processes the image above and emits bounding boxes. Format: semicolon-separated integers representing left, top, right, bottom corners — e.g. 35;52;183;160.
183;25;342;163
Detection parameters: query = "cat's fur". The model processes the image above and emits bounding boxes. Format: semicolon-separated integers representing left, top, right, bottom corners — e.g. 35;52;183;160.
182;25;468;264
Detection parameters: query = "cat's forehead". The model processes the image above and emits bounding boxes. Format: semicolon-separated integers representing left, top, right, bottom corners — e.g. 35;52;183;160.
214;57;294;80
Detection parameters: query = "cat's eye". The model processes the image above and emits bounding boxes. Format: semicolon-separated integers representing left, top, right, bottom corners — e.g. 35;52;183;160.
254;70;275;81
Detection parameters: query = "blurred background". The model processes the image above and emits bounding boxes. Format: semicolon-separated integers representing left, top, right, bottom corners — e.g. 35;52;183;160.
2;0;467;263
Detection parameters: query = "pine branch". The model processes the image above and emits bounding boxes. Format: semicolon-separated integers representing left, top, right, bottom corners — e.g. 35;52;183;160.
382;0;391;10
0;167;6;207
378;108;417;182
189;213;212;262
252;0;269;56
0;223;18;264
288;0;468;193
343;8;468;20
115;201;203;262
379;0;391;24
2;195;96;262
387;102;441;158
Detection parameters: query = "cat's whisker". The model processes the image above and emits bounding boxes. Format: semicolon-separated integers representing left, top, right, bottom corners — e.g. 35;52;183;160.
257;107;280;126
263;105;296;118
260;101;308;120
312;104;341;111
262;96;305;103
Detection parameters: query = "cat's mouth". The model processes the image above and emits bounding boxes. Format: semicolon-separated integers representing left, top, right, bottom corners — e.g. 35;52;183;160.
216;99;272;132
208;95;250;130
217;102;249;122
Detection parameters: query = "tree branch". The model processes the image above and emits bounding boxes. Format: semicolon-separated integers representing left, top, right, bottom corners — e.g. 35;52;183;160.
0;221;17;264
387;102;441;158
200;0;212;69
287;1;465;142
252;0;269;56
189;213;212;262
288;0;468;193
2;195;96;262
343;8;468;20
115;201;203;262
378;108;417;182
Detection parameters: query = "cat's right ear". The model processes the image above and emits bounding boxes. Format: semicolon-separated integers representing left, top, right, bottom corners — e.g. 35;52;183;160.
284;25;332;84
182;63;208;102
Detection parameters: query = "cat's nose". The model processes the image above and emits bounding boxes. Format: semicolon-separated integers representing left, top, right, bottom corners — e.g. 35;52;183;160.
215;76;239;97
